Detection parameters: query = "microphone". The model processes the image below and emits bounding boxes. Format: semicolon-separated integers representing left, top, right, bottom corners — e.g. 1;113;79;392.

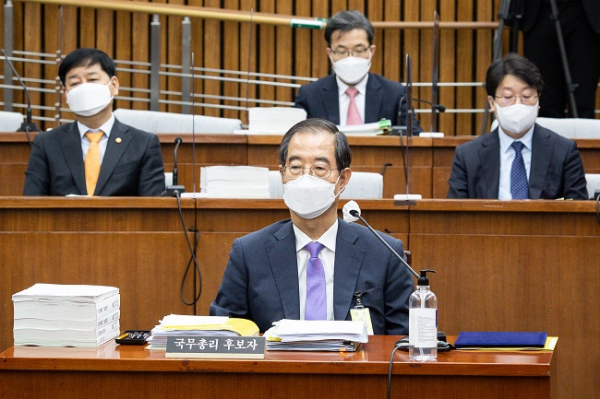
173;137;182;186
412;97;446;113
1;49;40;135
166;137;185;197
394;55;422;202
343;201;418;279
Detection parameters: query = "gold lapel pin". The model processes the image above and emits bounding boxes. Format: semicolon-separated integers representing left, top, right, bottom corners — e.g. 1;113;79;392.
115;137;122;144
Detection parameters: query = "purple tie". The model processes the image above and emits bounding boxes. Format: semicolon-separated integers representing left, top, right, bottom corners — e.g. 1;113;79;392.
346;87;362;125
305;241;326;320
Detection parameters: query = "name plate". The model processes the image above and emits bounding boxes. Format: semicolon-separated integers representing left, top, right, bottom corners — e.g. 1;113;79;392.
165;336;266;359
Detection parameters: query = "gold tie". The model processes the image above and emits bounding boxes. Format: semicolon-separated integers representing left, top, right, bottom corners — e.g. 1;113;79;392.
85;130;104;196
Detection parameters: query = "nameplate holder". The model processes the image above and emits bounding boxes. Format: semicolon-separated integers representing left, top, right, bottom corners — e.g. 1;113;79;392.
165;335;266;359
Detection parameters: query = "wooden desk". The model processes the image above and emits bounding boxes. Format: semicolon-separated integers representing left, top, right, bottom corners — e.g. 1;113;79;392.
3;132;600;198
1;198;598;399
0;336;554;399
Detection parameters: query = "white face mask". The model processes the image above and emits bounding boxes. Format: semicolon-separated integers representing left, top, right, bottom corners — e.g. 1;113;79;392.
331;55;371;86
283;174;342;220
494;101;538;135
66;79;114;117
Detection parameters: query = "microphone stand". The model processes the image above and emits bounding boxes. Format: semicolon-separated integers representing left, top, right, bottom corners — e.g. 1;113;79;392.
1;49;40;136
548;0;578;117
480;0;512;136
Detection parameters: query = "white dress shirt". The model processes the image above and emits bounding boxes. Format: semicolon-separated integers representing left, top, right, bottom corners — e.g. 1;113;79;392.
498;126;534;200
336;75;368;126
293;219;338;321
77;115;115;163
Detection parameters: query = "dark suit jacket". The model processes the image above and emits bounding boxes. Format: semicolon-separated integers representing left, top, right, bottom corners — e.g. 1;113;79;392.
23;118;165;196
519;0;600;34
447;124;588;199
210;218;414;335
294;73;423;134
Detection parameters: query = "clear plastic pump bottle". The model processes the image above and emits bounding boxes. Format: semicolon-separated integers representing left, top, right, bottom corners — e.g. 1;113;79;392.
409;269;437;361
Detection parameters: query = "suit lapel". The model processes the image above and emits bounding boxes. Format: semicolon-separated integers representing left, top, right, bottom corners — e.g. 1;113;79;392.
59;123;87;195
266;222;301;320
479;130;501;198
528;124;552;199
365;73;382;124
321;75;341;125
94;119;132;195
333;221;364;321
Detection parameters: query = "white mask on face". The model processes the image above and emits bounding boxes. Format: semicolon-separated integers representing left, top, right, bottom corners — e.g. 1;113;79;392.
494;101;538;135
331;54;372;86
66;79;114;117
283;174;342;220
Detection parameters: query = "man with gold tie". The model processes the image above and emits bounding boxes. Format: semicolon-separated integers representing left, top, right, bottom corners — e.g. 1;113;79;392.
23;48;165;196
294;10;422;133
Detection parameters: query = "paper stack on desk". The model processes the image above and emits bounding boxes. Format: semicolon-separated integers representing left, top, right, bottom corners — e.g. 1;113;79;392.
146;314;260;350
199;166;271;198
12;283;120;347
264;319;368;351
337;119;392;136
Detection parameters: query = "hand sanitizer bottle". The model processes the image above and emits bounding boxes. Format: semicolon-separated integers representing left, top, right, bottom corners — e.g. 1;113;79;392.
409;269;437;361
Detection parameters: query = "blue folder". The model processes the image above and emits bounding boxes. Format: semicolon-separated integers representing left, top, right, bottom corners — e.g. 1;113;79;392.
454;331;548;348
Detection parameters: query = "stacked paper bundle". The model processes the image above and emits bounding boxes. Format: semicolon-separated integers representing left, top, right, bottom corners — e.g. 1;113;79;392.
147;314;259;350
246;107;307;134
337;119;392;136
265;319;369;352
12;283;120;347
200;166;270;198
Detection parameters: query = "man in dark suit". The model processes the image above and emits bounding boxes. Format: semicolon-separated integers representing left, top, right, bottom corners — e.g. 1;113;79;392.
210;119;414;334
294;10;422;134
515;0;600;118
23;48;165;196
447;54;587;200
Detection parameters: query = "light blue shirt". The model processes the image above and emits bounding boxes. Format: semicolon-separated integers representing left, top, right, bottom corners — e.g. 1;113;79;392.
293;219;339;321
77;115;115;163
498;126;534;200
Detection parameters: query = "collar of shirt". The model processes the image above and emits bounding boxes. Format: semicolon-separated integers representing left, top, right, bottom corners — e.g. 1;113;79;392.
498;124;534;155
77;114;115;140
336;74;368;99
293;219;339;254
336;75;368;126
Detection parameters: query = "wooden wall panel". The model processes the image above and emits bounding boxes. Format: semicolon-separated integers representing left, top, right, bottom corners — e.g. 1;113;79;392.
6;1;593;135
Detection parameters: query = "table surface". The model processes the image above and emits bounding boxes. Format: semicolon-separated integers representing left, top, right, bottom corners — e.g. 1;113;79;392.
0;335;553;377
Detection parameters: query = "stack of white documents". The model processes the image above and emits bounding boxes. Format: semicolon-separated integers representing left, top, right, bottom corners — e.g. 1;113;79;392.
12;283;120;347
147;314;260;350
337;119;392;136
199;165;270;198
242;107;307;135
265;319;368;351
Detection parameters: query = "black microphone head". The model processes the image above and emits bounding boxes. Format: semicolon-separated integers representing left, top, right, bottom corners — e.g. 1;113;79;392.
175;137;183;144
437;105;446;112
349;210;359;217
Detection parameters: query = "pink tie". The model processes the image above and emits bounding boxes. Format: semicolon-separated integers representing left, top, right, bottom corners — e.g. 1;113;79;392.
345;87;362;125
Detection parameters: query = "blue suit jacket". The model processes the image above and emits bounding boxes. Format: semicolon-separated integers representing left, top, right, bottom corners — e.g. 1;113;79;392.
210;218;414;335
447;124;588;199
294;73;423;134
23;118;165;196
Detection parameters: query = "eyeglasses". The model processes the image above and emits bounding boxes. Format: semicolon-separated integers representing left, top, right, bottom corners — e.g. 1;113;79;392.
494;94;539;106
330;47;371;59
282;165;338;180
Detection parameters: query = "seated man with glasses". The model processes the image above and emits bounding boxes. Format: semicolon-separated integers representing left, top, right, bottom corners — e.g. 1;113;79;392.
294;10;422;133
447;53;587;199
210;118;413;334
